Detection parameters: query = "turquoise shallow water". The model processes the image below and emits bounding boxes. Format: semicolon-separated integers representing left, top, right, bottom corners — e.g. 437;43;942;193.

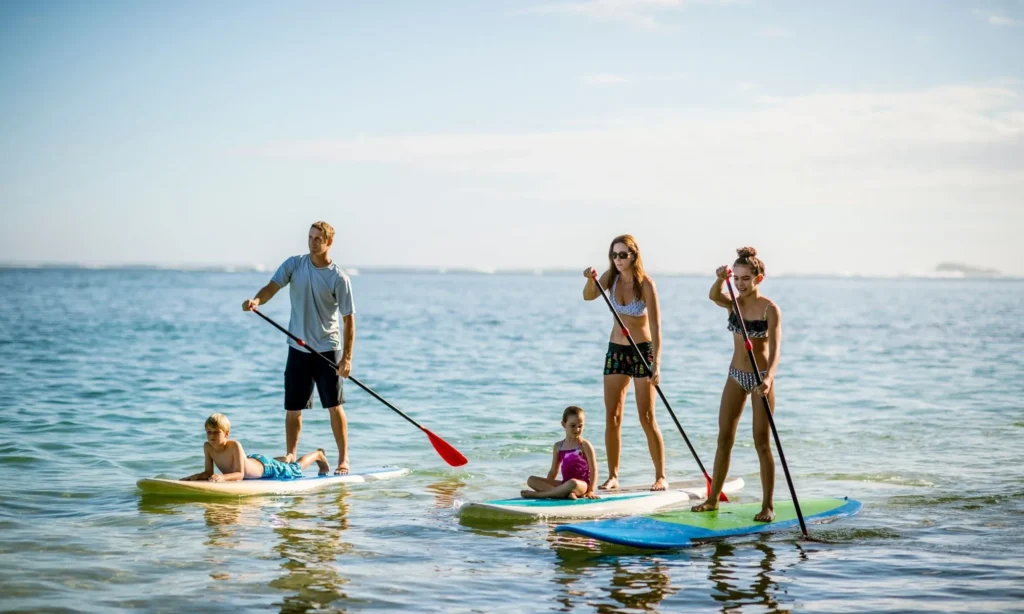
1;269;1022;613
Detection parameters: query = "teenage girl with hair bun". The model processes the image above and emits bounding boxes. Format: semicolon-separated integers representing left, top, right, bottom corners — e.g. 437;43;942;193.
692;247;782;522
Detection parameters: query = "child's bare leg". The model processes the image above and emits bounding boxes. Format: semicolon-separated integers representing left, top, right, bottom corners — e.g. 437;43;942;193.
693;378;747;512
522;479;586;499
752;388;776;522
521;476;561;497
295;448;330;475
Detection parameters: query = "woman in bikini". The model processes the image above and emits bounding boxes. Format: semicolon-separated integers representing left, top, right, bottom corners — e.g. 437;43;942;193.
582;234;668;492
692;247;782;521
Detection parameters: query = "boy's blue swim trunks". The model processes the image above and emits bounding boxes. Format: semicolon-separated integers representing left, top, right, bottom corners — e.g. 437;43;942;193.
248;453;304;480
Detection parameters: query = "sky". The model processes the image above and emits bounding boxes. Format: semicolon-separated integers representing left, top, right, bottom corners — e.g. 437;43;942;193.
1;0;1022;276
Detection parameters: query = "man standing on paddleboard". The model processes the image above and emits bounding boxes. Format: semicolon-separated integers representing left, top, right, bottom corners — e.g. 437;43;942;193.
242;221;356;475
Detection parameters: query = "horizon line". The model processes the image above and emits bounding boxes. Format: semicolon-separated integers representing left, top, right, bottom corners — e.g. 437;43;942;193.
0;261;1013;280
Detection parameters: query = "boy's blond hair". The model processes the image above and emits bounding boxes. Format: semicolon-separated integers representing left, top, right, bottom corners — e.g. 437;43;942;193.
311;221;335;243
205;413;231;433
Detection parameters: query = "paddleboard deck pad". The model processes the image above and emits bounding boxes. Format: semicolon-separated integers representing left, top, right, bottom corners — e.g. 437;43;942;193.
555;497;862;548
459;476;744;519
137;466;410;497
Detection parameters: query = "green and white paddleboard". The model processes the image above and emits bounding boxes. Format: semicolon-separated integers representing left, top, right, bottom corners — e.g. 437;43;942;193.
556;497;862;548
459;476;744;519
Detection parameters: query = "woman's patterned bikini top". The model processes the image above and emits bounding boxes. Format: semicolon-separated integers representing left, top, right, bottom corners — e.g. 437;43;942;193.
611;275;647;317
727;302;771;338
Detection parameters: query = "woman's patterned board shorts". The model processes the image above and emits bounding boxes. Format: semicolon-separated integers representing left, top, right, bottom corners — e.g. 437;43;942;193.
604;342;654;379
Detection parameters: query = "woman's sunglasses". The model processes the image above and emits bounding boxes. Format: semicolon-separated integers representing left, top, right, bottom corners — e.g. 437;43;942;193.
610;251;633;260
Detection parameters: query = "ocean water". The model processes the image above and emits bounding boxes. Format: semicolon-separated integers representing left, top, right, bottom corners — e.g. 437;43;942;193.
0;269;1022;613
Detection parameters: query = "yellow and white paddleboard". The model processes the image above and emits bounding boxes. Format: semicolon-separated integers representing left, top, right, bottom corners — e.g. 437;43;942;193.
137;466;410;497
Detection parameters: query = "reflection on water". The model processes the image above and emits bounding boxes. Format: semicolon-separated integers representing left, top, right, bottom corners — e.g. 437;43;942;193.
136;489;356;613
451;480;541;538
600;558;676;612
549;532;679;612
546;531;816;612
137;495;267;550
269;489;353;614
706;538;807;613
425;478;464;511
200;499;263;550
456;510;536;538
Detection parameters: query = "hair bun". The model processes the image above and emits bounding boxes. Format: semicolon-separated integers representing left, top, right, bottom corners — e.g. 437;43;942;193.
736;246;758;258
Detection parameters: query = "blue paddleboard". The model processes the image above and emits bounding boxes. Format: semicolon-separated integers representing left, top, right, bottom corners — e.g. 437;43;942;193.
556;497;862;549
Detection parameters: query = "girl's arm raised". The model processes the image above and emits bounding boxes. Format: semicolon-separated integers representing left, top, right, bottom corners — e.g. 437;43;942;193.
709;266;732;308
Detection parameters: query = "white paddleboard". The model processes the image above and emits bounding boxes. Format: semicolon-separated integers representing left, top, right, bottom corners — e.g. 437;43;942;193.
459;476;744;520
137;466;410;497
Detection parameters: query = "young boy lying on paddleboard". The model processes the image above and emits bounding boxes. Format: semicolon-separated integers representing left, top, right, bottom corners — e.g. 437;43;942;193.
521;406;600;500
181;413;329;482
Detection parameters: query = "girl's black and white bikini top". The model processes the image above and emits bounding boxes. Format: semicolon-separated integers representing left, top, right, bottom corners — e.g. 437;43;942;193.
727;302;771;338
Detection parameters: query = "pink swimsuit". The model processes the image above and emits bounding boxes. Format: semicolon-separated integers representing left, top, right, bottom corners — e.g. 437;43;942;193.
558;440;590;484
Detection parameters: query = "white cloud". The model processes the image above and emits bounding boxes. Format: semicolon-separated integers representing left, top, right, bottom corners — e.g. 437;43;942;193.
253;84;1024;202
757;26;790;38
580;72;686;85
582;73;631;86
248;83;1024;275
520;0;735;30
972;9;1024;26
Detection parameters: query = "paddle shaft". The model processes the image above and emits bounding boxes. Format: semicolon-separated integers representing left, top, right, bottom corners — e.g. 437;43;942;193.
250;307;424;433
589;272;714;482
723;276;808;537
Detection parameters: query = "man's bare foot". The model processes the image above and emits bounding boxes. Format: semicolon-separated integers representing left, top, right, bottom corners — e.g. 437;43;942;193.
754;507;775;522
598;477;619;490
334;460;350;476
284;453;296;463
650;478;668;491
691;500;719;513
521;489;541;499
315;449;330;476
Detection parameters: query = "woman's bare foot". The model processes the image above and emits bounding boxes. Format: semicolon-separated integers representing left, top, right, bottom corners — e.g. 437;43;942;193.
315;449;330;476
598;477;619;490
754;507;775;522
650;478;668;491
334;460;350;476
691;500;719;513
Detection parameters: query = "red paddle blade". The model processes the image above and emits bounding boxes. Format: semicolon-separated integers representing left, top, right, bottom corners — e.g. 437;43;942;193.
426;429;468;467
706;476;730;502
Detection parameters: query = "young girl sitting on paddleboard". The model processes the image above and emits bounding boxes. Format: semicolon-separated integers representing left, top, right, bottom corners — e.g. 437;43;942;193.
521;406;600;500
693;247;782;522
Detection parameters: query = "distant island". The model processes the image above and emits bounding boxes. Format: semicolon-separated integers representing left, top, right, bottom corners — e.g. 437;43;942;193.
934;262;1000;277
